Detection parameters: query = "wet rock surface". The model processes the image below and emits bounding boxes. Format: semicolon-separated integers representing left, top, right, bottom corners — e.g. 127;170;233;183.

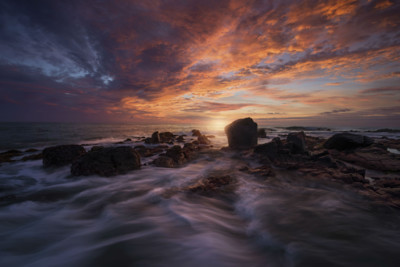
324;133;373;150
43;145;86;168
71;146;141;177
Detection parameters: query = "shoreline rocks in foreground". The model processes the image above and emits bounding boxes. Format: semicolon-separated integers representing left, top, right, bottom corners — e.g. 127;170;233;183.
71;146;141;177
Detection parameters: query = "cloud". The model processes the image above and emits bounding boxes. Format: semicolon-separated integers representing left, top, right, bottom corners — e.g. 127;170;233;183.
359;86;400;94
320;108;352;115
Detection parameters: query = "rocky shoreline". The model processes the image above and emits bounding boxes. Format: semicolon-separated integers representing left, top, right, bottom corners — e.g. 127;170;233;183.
1;117;400;208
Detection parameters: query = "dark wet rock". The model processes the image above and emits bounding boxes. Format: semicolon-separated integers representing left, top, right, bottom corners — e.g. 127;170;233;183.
245;165;275;178
124;138;132;142
144;138;153;144
43;145;86;168
254;137;283;160
151;131;161;144
166;145;186;165
324;133;373;150
198;135;211;145
286;131;307;154
177;135;185;142
90;146;104;152
257;128;267;138
0;150;22;163
159;132;174;143
25;148;39;153
153;156;175;168
186;175;236;195
192;129;202;137
225;117;258;149
71;146;141;177
330;145;400;172
21;153;43;161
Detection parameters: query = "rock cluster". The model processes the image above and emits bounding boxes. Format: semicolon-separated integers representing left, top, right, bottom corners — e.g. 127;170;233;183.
71;146;141;177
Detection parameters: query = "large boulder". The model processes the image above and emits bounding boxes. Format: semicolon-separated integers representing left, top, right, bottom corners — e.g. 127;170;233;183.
43;145;86;168
324;133;373;150
287;131;307;154
71;146;141;177
159;132;174;143
225;118;258;149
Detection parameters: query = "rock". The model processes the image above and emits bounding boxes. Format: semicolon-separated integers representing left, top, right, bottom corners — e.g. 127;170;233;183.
25;148;39;153
159;132;174;143
177;135;185;142
287;131;307;154
166;145;186;165
43;145;86;168
257;128;267;138
124;138;132;142
186;175;236;195
192;129;202;137
0;150;22;163
151;131;161;144
254;137;283;159
225;118;258;149
324;133;373;150
71;146;141;177
153;156;175;168
21;153;43;161
90;146;104;152
198;135;211;145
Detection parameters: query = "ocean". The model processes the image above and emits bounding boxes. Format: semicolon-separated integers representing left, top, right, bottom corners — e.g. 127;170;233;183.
1;122;400;266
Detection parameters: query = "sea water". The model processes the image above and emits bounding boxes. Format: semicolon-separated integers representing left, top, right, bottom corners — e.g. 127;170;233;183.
1;123;400;267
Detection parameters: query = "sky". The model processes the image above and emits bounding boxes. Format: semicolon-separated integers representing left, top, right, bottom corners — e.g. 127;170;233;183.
0;0;399;128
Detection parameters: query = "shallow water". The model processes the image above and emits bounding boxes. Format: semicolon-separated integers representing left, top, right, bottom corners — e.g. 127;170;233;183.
1;124;400;266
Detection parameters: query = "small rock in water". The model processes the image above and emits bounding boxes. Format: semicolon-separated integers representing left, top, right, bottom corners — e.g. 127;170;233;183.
192;129;202;137
187;175;236;195
71;146;141;177
225;117;258;149
198;135;211;145
153;156;175;168
151;131;161;144
159;132;174;143
43;145;86;168
0;150;22;163
257;128;267;138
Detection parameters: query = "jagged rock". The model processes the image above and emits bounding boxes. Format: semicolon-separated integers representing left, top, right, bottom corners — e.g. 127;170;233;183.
192;129;202;137
225;118;258;149
177;135;185;142
254;137;283;160
186;175;236;195
43;145;86;168
151;131;161;143
159;132;174;143
324;133;373;150
153;156;175;168
90;146;104;152
287;131;307;154
198;135;211;145
71;146;141;177
166;145;186;165
257;128;267;138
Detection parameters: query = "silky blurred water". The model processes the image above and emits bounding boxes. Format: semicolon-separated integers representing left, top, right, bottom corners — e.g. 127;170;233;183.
1;123;400;266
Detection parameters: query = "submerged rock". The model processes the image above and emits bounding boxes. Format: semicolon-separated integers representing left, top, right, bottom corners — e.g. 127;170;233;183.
186;175;236;195
225;117;258;149
43;145;86;168
0;150;22;164
71;146;141;177
324;133;373;150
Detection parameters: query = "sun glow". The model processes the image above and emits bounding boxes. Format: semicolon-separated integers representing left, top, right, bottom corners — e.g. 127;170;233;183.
209;119;230;131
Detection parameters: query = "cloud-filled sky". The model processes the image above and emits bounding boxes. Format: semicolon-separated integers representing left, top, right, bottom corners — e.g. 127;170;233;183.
0;0;399;127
